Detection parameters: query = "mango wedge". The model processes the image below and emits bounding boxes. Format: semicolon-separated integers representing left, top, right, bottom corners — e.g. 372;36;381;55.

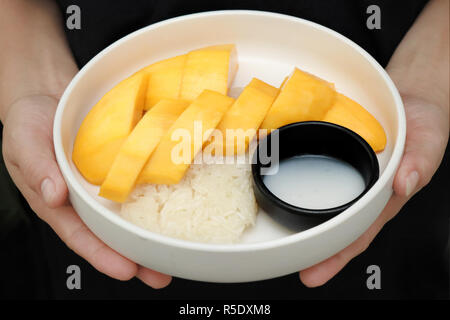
72;72;148;185
99;99;190;202
138;90;235;185
323;93;387;152
180;44;238;101
140;55;187;110
213;78;279;155
260;68;336;130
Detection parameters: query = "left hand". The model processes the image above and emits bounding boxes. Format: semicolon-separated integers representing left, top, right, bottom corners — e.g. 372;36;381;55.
299;94;449;287
2;95;172;289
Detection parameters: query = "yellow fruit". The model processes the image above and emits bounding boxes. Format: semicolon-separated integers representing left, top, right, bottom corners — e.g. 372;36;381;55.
140;54;186;110
260;68;336;129
213;78;279;155
323;93;387;152
72;72;148;185
138;90;235;185
180;44;238;101
279;76;289;89
98;99;190;202
248;77;279;96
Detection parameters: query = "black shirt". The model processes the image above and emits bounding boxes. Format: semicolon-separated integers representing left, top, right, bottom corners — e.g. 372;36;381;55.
1;0;448;300
55;0;429;68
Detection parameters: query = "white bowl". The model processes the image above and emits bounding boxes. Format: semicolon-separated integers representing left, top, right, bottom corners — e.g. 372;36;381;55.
54;10;405;283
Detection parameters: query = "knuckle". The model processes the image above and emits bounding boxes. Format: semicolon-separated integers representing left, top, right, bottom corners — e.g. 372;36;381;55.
355;232;372;256
415;156;434;188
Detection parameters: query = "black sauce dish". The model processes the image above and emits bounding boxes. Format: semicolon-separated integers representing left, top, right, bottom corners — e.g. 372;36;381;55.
251;121;380;231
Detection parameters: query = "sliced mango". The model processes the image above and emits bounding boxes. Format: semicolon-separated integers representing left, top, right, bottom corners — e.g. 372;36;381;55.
72;72;148;185
140;54;186;110
279;76;289;90
260;68;336;130
98;99;190;202
323;93;387;152
213;78;279;155
179;44;238;101
138;90;235;185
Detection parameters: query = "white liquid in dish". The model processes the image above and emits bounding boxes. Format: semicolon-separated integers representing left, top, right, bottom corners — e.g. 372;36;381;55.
263;155;366;210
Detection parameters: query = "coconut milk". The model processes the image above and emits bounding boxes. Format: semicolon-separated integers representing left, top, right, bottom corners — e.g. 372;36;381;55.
263;155;365;210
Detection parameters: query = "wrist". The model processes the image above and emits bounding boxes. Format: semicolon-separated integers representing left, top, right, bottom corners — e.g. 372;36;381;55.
0;93;60;126
0;0;78;123
387;67;449;117
0;58;78;123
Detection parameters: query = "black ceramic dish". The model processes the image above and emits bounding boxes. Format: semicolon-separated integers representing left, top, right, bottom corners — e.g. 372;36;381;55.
252;121;380;230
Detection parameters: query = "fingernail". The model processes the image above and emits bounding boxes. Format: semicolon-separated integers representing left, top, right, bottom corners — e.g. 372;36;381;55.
41;178;55;205
405;171;419;197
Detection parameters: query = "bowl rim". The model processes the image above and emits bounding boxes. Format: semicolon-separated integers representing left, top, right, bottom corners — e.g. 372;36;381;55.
53;10;406;253
251;121;380;218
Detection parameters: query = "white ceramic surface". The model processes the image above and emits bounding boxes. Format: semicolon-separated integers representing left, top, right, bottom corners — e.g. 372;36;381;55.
53;10;406;283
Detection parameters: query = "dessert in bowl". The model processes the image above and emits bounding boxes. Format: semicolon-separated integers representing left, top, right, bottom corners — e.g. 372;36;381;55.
54;10;405;282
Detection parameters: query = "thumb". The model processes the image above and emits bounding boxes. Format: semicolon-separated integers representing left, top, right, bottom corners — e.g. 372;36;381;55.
393;97;448;198
2;95;68;208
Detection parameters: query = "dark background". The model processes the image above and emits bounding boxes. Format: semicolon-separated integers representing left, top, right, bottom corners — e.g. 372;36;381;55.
0;0;448;299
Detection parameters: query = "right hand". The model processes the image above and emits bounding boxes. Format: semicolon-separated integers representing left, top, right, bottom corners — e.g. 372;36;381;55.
2;94;172;289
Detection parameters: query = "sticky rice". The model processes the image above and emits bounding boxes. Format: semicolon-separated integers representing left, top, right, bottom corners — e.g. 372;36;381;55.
120;156;257;244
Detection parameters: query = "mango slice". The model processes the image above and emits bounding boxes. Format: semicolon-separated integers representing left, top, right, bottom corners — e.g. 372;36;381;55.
98;99;190;202
138;90;235;185
213;78;279;155
260;68;336;130
72;72;148;185
140;55;186;110
323;93;387;152
179;44;238;101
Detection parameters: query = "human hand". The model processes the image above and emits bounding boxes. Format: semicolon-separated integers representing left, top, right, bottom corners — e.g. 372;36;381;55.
1;94;172;289
298;94;449;287
299;0;449;287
